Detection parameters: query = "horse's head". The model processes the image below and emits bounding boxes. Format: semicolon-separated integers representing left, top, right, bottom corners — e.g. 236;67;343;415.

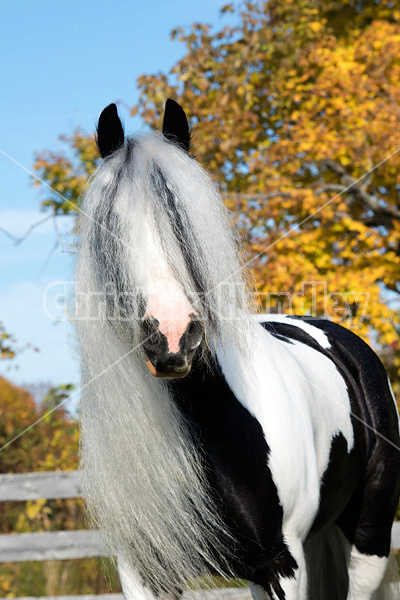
141;312;204;379
96;100;207;378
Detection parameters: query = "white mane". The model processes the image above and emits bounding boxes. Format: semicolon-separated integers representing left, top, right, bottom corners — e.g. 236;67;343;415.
75;132;255;594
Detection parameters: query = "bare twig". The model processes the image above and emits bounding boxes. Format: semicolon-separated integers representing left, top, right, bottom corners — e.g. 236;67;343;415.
0;214;53;244
322;159;400;221
15;214;54;244
225;191;293;200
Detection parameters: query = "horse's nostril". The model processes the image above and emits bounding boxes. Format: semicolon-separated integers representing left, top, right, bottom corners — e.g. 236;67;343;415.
173;362;188;372
155;355;188;373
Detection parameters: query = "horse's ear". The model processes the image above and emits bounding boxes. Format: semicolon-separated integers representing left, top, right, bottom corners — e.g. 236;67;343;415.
96;104;125;158
162;99;190;153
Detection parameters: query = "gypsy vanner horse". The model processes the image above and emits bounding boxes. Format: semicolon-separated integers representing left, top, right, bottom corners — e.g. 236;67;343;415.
76;100;400;600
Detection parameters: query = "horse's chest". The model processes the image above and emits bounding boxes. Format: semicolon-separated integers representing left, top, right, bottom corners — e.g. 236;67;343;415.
215;327;361;537
170;367;285;561
170;340;365;550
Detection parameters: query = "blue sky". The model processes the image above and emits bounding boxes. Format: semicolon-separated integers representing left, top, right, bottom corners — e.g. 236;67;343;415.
0;0;234;390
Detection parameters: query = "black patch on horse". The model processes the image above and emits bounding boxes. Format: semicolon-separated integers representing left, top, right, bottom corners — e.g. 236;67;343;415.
169;356;298;595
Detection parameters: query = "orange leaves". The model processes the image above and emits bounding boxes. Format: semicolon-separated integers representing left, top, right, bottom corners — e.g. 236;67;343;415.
0;378;78;475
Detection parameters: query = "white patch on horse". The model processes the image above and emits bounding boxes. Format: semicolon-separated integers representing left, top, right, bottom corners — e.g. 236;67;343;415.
254;313;331;349
216;321;354;540
346;546;388;600
279;535;307;600
248;581;269;600
117;553;157;600
116;199;192;353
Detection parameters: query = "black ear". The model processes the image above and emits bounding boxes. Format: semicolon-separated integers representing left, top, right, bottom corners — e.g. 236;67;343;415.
96;103;125;158
162;99;190;153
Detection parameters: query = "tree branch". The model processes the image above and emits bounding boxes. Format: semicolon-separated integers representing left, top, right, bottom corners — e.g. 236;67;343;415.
226;191;293;200
320;159;400;221
0;214;54;245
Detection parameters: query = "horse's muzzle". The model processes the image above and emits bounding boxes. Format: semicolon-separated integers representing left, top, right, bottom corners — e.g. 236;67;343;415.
145;357;191;379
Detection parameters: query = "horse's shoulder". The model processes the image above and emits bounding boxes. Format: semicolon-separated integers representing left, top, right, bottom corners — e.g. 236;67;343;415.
254;313;378;363
255;313;332;350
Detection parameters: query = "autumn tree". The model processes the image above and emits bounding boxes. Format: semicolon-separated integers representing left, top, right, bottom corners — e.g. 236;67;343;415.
0;377;120;595
34;1;400;401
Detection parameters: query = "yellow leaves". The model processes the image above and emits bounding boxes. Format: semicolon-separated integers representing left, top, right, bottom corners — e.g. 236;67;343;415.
249;71;260;85
0;325;16;360
0;574;11;593
297;140;313;152
308;21;323;33
385;330;398;346
26;499;47;521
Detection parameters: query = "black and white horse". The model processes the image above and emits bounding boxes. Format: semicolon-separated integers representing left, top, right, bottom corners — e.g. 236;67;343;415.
76;100;400;600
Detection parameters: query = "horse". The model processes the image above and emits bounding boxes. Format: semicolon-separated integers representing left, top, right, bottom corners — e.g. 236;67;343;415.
75;99;400;600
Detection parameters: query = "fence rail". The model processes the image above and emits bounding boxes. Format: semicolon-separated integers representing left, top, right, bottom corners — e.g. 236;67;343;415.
0;470;399;599
12;591;251;600
0;530;106;562
0;470;82;502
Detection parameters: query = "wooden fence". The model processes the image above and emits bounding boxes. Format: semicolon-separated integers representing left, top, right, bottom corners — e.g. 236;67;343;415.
0;470;399;599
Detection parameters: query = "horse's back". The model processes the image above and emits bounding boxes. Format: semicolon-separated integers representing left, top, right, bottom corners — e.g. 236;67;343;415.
257;313;400;453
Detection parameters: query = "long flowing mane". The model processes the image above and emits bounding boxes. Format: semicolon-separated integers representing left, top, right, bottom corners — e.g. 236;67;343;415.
75;131;255;594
